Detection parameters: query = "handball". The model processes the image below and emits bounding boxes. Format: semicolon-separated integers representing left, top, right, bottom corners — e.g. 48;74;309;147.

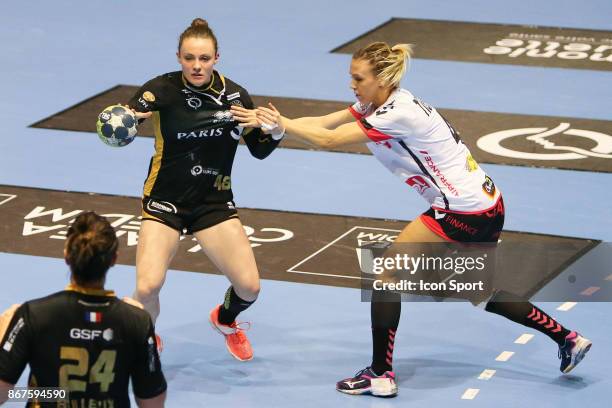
96;105;138;147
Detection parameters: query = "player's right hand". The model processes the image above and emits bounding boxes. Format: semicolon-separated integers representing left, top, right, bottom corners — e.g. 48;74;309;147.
123;104;152;120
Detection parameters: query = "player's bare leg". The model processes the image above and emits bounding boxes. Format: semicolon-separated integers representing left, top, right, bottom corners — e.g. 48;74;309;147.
194;218;260;361
134;220;180;323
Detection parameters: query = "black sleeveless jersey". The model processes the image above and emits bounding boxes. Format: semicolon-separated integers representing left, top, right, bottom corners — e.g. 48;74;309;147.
0;286;166;407
128;70;280;206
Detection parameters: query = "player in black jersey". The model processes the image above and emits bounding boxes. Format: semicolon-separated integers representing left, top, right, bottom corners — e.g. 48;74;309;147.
125;18;284;362
0;212;166;407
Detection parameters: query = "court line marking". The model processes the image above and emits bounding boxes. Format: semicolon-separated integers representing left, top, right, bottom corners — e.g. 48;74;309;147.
0;194;17;207
478;369;496;380
495;351;514;361
557;302;577;311
580;286;600;296
514;334;534;344
287;226;400;279
461;388;480;400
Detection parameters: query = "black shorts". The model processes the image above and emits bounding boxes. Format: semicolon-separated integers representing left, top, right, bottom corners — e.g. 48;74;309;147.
420;196;505;243
141;196;239;234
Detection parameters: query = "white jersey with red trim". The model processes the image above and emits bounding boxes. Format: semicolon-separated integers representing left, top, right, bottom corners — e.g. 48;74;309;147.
350;88;500;213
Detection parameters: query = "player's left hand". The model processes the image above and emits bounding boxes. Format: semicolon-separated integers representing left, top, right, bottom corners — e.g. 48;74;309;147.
256;103;286;136
230;105;261;128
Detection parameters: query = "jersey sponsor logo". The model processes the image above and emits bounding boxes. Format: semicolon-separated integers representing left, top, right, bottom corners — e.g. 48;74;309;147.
145;199;178;214
143;91;156;102
444;214;479;236
2;317;25;352
103;328;114;341
477;123;612;161
482;176;496;198
226;91;241;101
483;36;612;63
138;98;150;109
190;165;219;177
465;153;479;172
406;175;431;195
186;96;203;109
213;110;234;123
419;150;460;197
69;328;110;341
177;128;224;140
375;99;396;116
434;209;446;220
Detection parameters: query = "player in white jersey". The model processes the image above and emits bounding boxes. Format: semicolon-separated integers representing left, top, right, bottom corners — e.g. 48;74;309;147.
231;41;591;398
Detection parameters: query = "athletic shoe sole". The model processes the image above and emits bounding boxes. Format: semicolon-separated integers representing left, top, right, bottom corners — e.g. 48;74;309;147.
337;378;398;397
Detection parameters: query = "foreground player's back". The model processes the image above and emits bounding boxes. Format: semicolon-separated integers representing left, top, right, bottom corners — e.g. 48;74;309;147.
0;286;166;407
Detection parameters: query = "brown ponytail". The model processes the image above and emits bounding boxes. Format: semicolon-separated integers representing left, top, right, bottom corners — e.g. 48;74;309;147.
178;18;218;53
65;212;118;285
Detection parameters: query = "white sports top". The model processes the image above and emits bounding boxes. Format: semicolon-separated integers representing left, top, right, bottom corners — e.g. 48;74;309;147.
350;88;500;213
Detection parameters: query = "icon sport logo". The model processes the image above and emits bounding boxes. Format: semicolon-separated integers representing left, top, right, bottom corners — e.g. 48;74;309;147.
477;123;612;161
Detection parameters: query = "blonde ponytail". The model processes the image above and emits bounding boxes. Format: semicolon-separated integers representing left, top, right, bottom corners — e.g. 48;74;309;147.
353;42;413;89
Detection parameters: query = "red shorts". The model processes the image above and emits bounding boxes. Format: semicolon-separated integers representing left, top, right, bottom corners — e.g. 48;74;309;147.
420;196;505;243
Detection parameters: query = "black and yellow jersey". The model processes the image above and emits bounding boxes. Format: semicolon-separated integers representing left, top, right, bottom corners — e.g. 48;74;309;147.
0;285;166;407
128;70;280;206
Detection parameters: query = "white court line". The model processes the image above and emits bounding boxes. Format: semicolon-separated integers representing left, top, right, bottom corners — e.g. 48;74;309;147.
461;388;480;400
0;194;17;207
581;286;600;296
557;302;577;311
478;369;496;380
287;226;400;279
514;334;534;344
495;351;514;362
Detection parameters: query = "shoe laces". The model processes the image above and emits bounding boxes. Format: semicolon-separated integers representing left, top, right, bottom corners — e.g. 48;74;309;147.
228;321;251;344
354;367;372;378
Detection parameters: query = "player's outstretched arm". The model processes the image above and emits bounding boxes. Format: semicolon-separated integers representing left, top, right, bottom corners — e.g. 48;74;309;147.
230;104;353;130
256;104;369;148
292;109;355;129
230;105;284;159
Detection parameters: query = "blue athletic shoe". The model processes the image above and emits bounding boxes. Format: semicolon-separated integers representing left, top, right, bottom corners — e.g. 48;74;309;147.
559;331;592;373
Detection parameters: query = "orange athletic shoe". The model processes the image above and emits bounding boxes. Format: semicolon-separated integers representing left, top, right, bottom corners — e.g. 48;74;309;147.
209;305;253;361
